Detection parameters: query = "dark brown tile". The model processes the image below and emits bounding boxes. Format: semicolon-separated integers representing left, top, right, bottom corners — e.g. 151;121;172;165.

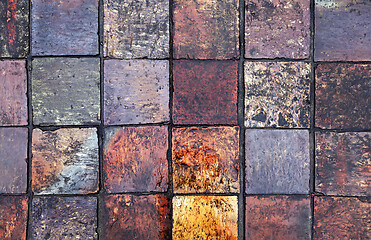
0;196;28;240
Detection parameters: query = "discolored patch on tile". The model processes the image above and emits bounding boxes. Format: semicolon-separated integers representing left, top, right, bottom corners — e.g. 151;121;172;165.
0;60;27;126
32;128;99;194
173;61;238;125
103;194;171;240
245;0;310;59
316;131;370;196
314;0;371;61
315;64;370;129
31;0;98;55
173;0;239;59
104;0;169;58
32;197;97;239
245;129;310;194
104;126;168;193
0;196;28;240
172;127;239;193
32;58;100;125
104;60;169;125
314;197;371;239
0;128;27;193
0;0;29;58
244;62;311;128
246;195;311;240
173;196;238;240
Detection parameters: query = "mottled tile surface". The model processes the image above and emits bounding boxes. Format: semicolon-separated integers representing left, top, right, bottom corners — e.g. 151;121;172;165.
172;127;239;193
32;58;100;125
314;0;371;61
104;60;169;125
173;61;238;125
104;126;168;193
245;0;310;58
0;0;29;58
173;0;239;59
315;64;370;129
244;62;311;128
0;60;27;126
173;196;238;240
246;196;311;240
314;197;371;239
103;195;171;240
32;128;98;194
245;129;310;194
32;197;97;239
104;0;169;58
32;0;98;55
0;196;28;240
0;128;27;193
316;132;370;196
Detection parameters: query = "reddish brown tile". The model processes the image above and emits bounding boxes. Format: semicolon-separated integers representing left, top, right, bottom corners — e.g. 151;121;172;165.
0;196;28;240
173;61;238;125
172;127;239;193
173;0;239;59
315;64;370;129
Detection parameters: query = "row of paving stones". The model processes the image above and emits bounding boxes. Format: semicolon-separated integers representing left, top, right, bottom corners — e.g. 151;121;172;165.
1;0;370;60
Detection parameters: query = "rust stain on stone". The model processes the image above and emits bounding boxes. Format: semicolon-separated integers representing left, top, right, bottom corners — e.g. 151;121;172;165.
0;196;28;240
7;0;17;50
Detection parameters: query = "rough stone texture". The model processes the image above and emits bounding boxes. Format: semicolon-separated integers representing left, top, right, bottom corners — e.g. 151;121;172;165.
173;61;238;125
173;196;238;240
245;0;310;59
245;129;310;194
0;0;29;58
103;194;171;240
32;128;99;194
0;128;27;193
0;60;27;126
316;132;370;196
104;60;169;125
314;0;371;61
104;0;169;59
32;0;98;55
246;196;311;240
173;0;239;59
32;58;100;125
244;62;311;128
32;197;97;239
172;127;239;193
0;196;28;240
314;197;371;239
315;64;370;129
104;126;168;193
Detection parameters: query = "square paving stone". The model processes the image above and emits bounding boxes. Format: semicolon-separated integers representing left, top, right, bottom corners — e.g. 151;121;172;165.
173;61;238;125
246;195;311;240
32;128;99;194
0;0;29;58
0;196;28;240
0;128;27;193
316;131;370;196
103;126;168;193
32;197;97;239
173;0;239;59
314;197;371;239
172;127;239;193
31;0;98;55
314;0;371;61
104;60;169;125
245;0;310;59
315;64;370;129
104;0;169;58
173;196;238;240
32;58;100;125
245;129;310;194
0;60;27;126
103;194;171;240
244;62;311;128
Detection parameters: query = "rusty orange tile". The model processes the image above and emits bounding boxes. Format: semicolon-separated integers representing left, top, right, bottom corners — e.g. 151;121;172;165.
0;196;28;240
